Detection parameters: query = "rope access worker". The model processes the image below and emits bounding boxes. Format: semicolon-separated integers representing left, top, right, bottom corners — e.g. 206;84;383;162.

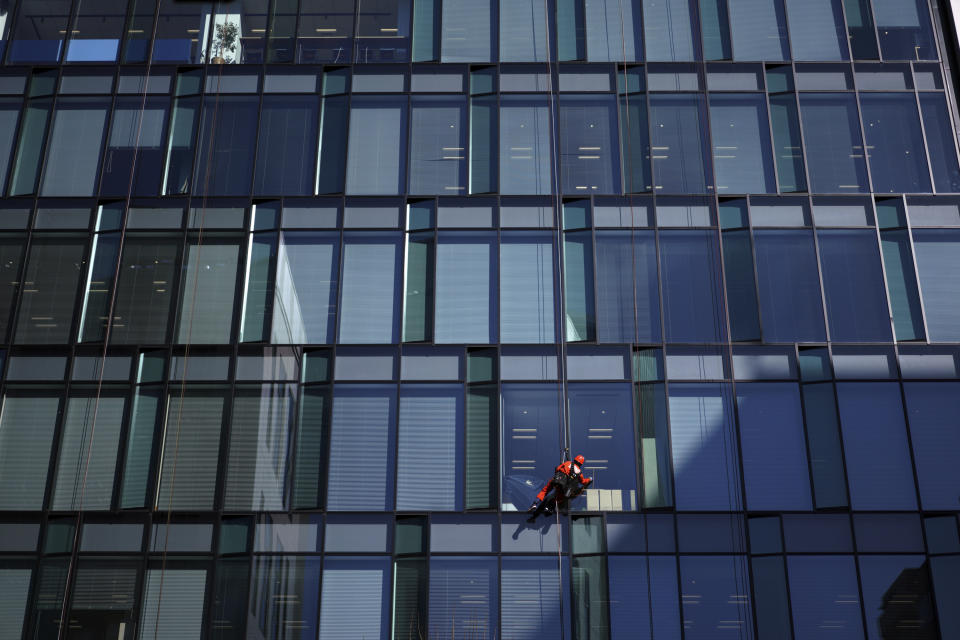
527;454;592;518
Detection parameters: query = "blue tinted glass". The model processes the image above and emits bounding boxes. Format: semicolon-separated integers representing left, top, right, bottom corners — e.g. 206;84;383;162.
429;557;498;639
912;230;960;342
787;556;865;639
644;0;699;60
680;556;754;640
858;556;935;640
409;96;467;195
499;0;549;62
585;0;643;61
254;95;318;196
752;557;792;639
836;382;917;510
659;231;727;343
338;233;401;344
568;383;637;511
736;383;812;510
903;383;960;510
559;95;621;194
931;557;960;638
722;230;762;341
728;0;789;61
610;556;682;639
501;556;569;636
319;556;389;639
327;385;397;511
500;232;555;344
501;384;561;511
873;0;937;60
801;384;850;509
668;383;742;511
436;232;496;343
700;0;732;60
817;230;892;342
192;96;259;196
346;96;408;195
785;0;848;60
649;95;712;193
619;97;652;192
799;94;869;193
271;232;339;345
919;93;960;193
9;0;70;63
768;94;808;192
880;230;925;341
440;0;494;62
859;93;931;193
595;231;661;343
708;93;776;193
500;95;552;195
397;385;464;511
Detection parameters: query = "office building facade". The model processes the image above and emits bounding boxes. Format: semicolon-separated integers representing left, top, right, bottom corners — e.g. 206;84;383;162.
0;0;959;637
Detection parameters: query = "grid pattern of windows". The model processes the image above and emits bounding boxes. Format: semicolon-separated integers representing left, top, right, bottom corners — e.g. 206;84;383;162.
0;0;959;638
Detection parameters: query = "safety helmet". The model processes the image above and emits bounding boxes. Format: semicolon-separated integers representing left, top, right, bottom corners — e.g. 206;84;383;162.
574;454;585;465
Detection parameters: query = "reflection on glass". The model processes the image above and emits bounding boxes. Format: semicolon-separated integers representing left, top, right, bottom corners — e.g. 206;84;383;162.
8;0;70;63
156;390;226;510
501;384;561;511
66;0;126;62
610;556;681;639
0;394;60;510
15;237;85;345
859;556;937;640
271;232;339;345
644;0;698;61
338;233;400;343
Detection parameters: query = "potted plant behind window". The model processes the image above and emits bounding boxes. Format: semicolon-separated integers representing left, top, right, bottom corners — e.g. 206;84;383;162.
211;21;239;63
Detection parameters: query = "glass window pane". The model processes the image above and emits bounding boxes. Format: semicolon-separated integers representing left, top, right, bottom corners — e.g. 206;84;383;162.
784;0;848;60
787;556;864;639
39;98;109;196
346;96;408;195
436;232;496;343
120;388;161;509
51;395;125;511
402;232;434;342
585;0;643;61
429;557;498;640
409;96;467;195
0;99;21;194
619;96;652;192
668;383;742;510
110;236;179;345
470;95;497;194
162;96;200;196
873;0;936;60
65;0;125;62
649;95;712;193
440;0;493;62
15;237;86;344
101;96;169;197
0;568;31;639
253;95;318;196
644;0;698;61
798;94;869;193
859;556;935;640
859;93;931;193
752;557;792;638
157;390;225;510
338;233;401;343
355;0;410;62
0;394;60;509
319;557;389;639
192;96;258;196
327;385;397;511
223;385;295;511
9;97;52;197
880;229;925;341
680;556;753;639
753;230;826;342
817;230;892;342
500;0;548;61
569;383;638;511
836;382;917;510
503;556;568;637
292;387;329;509
736;383;812;509
501;384;561;511
139;569;207;639
913;230;960;342
0;236;25;341
728;0;789;60
153;0;211;63
316;95;348;194
9;0;70;63
247;556;320;638
708;93;775;193
768;94;808;192
559;95;620;194
500;95;552;195
843;0;878;59
659;230;726;343
500;232;555;343
609;556;681;639
596;231;661;343
903;382;960;510
563;230;596;342
397;385;463;510
722;228;762;341
916;94;960;194
176;239;240;344
271;232;339;345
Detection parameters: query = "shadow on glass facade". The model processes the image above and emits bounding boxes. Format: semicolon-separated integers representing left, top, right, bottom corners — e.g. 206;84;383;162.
0;0;959;638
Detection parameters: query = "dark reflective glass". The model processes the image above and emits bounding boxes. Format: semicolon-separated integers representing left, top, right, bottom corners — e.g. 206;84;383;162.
649;94;712;193
680;556;753;640
595;231;661;343
787;555;864;638
728;0;788;61
919;93;960;193
903;382;960;511
859;93;931;194
254;95;319;196
817;230;892;342
873;0;937;60
859;556;937;640
799;94;869;193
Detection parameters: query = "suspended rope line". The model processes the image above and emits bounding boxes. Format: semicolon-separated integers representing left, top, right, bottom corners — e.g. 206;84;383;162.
55;0;164;636
152;5;227;637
